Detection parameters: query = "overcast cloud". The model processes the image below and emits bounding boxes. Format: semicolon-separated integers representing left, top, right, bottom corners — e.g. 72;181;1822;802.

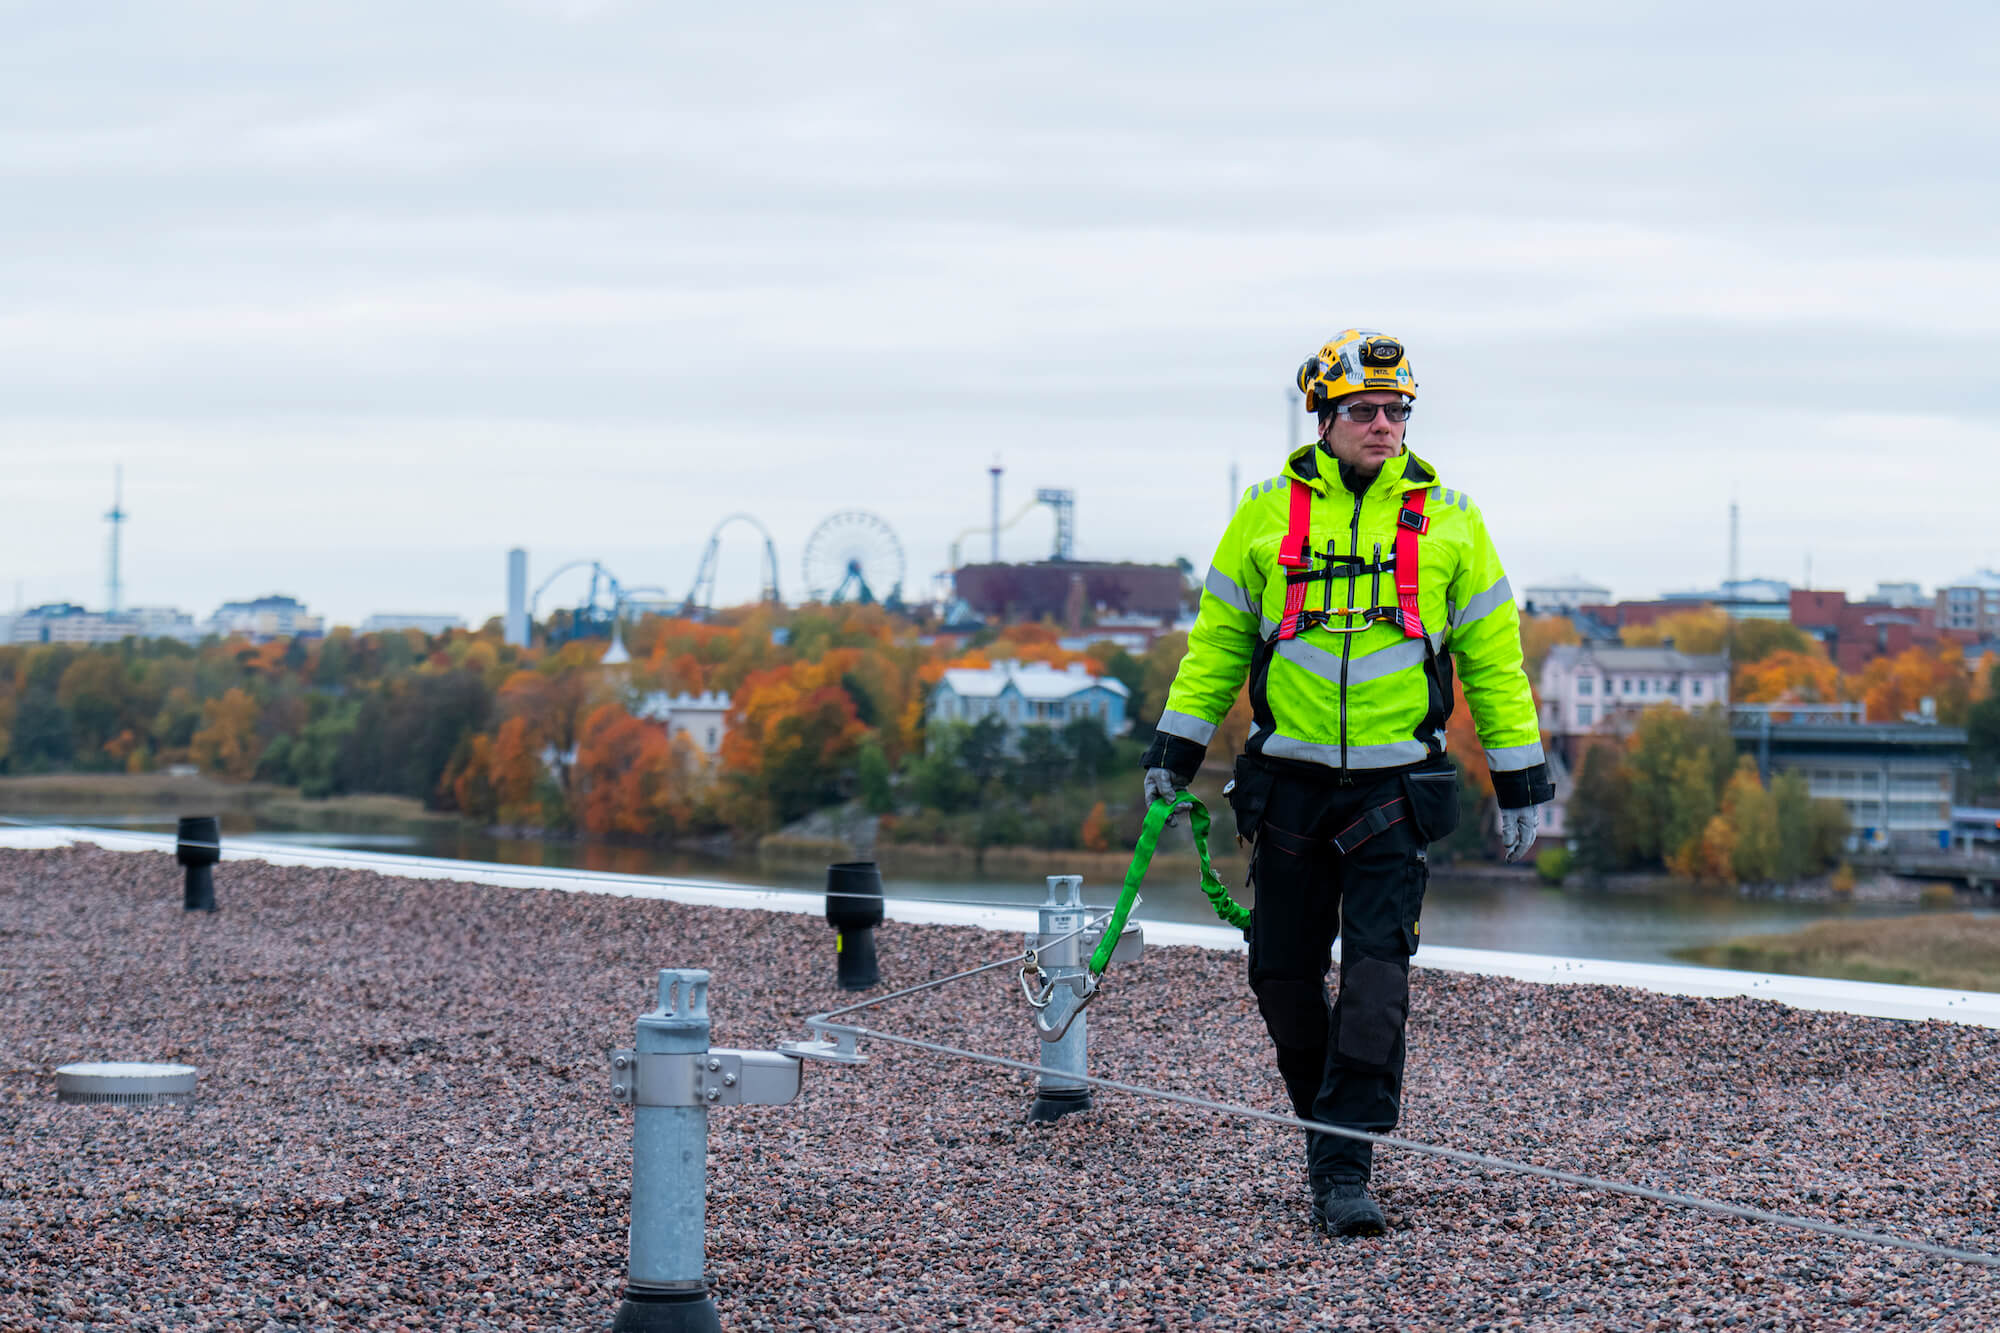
3;1;1997;627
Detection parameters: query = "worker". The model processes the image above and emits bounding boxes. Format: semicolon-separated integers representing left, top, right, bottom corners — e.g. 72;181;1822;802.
1140;329;1551;1237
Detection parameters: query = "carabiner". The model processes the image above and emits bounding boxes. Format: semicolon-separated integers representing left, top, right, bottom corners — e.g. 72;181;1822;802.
1031;973;1101;1043
1018;952;1056;1010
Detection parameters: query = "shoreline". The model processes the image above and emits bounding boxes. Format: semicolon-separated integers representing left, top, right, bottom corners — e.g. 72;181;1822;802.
5;772;1970;907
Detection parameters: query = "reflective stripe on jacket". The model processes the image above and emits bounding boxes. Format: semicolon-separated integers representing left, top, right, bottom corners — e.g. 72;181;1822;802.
1146;444;1553;810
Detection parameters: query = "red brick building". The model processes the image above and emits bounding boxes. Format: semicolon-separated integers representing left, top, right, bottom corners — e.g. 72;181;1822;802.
1574;599;1709;631
1789;589;1938;673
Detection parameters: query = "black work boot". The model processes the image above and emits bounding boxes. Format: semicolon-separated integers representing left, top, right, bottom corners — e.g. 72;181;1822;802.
1312;1180;1386;1237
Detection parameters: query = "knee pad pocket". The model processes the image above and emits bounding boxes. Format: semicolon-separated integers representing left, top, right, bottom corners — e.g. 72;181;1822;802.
1336;956;1408;1069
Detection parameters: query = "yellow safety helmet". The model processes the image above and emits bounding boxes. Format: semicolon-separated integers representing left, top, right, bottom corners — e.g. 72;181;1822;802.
1296;329;1416;413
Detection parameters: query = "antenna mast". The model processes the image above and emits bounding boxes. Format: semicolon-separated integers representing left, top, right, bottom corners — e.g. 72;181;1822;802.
105;465;127;613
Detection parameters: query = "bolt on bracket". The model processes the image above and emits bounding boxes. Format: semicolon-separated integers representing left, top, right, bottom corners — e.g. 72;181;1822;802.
1081;922;1145;965
609;1048;803;1107
779;1020;869;1065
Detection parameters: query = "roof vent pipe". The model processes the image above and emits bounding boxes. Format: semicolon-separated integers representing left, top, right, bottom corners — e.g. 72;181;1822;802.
177;815;220;912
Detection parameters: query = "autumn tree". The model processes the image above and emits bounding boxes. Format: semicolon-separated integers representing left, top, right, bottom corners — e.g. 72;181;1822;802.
720;652;872;828
572;703;691;838
1727;618;1814;665
1853;642;1973;724
1080;800;1110;852
1735;650;1842;709
1721;756;1780;884
1520;615;1579;677
1659;754;1719;878
190;687;262;780
1621;608;1729;655
1624;705;1735;863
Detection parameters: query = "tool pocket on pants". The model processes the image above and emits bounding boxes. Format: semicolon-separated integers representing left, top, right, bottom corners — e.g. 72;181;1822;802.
1402;850;1429;955
1225;755;1277;847
1401;765;1461;845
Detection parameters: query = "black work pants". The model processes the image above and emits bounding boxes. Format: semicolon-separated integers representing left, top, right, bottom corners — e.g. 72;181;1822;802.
1245;771;1431;1190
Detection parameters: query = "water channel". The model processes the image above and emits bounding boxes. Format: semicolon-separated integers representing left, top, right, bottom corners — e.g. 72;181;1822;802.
12;808;1948;967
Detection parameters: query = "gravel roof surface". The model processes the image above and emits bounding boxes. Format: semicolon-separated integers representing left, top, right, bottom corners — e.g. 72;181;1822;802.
3;844;1998;1331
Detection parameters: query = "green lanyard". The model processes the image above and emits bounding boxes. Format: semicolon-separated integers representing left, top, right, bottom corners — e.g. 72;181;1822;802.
1088;794;1251;976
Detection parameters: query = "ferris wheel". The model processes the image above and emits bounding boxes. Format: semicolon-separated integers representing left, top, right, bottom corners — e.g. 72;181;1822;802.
802;510;906;605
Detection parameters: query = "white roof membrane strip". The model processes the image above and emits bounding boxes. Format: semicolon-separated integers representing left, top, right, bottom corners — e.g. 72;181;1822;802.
5;825;1995;1030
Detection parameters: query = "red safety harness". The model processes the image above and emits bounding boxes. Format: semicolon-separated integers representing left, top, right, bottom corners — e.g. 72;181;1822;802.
1274;479;1430;642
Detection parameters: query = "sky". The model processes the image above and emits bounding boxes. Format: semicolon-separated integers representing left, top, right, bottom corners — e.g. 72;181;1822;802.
3;1;1997;629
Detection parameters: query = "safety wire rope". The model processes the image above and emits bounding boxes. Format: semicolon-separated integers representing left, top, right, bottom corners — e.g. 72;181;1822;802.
11;812;1994;1268
791;794;2000;1273
815;1020;2000;1271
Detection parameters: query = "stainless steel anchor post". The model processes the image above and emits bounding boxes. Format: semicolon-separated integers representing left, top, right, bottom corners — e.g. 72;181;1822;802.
1027;875;1092;1122
608;968;803;1331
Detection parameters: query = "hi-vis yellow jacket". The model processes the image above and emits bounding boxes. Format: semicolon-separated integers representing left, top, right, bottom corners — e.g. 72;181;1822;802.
1143;444;1553;810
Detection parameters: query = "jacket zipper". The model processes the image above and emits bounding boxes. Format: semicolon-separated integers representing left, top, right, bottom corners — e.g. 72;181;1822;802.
1337;487;1365;771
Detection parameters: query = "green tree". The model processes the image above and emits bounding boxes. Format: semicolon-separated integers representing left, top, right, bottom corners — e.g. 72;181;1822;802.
907;723;982;814
856;739;893;815
1662;753;1719;876
1968;662;2000;792
1722;757;1779;884
10;689;72;769
1771;768;1814;882
1061;716;1116;780
1014;726;1070;794
958;715;1010;786
56;654;129;766
1626;705;1734;862
1808;798;1852;870
1568;742;1634;875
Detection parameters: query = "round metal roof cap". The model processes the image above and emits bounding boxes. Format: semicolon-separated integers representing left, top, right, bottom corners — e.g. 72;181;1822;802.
55;1061;198;1104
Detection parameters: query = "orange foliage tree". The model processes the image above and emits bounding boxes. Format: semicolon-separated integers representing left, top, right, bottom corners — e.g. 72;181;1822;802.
1854;642;1973;724
1734;650;1843;710
572;703;692;837
189;687;262;780
1080;801;1110;852
720;650;871;828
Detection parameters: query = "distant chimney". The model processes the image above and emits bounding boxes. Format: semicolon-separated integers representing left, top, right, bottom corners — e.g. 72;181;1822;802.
505;548;529;647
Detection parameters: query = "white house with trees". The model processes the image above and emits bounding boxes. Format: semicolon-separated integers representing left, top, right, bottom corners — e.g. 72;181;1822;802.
927;661;1128;750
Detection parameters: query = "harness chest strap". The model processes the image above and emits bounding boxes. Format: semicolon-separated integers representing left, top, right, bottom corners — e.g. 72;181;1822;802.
1275;477;1431;641
1275;477;1314;639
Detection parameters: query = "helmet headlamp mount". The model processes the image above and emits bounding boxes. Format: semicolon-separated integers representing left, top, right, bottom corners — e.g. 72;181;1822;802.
1358;337;1404;367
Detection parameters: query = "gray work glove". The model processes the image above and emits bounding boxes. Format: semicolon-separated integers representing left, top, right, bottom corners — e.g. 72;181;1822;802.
1143;767;1184;825
1499;805;1541;863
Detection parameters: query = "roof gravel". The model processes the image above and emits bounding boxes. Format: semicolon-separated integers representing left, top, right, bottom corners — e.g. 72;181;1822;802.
2;844;1996;1330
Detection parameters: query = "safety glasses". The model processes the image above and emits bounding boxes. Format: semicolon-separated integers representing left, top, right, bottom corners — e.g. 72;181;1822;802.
1333;402;1413;423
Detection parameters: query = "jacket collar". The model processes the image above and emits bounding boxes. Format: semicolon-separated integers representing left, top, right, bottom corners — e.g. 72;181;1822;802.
1283;444;1437;498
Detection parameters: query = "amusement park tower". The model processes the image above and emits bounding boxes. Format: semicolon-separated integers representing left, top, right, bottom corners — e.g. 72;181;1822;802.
989;460;1003;563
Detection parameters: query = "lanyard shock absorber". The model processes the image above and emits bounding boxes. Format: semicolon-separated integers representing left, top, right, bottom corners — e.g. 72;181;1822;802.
1022;795;1251;1040
1089;794;1249;974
